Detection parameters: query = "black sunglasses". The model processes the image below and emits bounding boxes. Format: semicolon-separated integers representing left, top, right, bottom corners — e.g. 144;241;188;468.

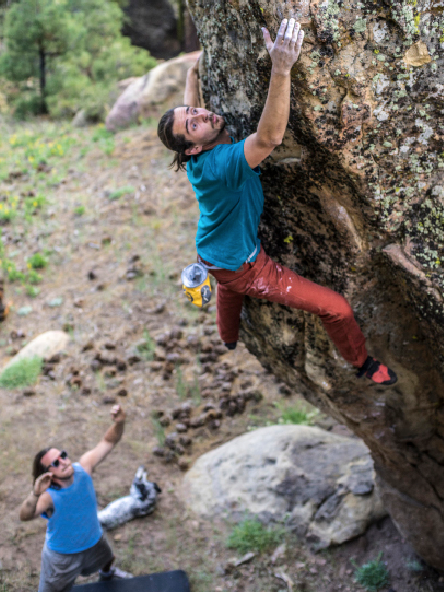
46;450;68;470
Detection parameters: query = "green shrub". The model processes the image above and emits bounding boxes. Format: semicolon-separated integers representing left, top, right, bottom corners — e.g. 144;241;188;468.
0;356;42;388
226;519;284;554
353;553;390;592
13;94;42;121
276;402;319;426
73;206;85;216
4;262;25;282
26;269;42;284
25;285;39;297
28;252;48;269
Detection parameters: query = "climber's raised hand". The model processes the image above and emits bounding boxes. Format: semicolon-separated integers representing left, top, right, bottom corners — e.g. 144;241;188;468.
262;18;304;76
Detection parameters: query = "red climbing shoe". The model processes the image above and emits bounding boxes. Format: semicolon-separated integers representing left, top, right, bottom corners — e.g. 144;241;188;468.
356;356;398;385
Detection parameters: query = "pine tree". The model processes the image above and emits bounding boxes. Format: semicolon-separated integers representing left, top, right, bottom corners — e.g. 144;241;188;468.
0;0;156;118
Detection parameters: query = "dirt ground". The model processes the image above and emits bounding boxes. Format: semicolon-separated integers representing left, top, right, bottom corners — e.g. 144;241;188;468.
0;120;443;592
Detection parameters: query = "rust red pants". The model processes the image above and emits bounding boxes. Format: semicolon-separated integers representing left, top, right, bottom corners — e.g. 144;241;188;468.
207;247;368;368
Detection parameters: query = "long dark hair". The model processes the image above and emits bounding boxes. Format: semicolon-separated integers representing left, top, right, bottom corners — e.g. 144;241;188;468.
33;448;51;483
157;107;193;172
32;448;60;489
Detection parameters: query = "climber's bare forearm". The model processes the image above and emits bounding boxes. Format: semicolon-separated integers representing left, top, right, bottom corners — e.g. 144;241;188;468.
184;67;201;108
257;69;291;145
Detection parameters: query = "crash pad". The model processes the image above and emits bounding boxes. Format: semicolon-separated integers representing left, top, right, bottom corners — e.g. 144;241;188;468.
73;570;190;592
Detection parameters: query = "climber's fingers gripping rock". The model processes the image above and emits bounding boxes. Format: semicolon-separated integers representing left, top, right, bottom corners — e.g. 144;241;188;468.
262;18;305;77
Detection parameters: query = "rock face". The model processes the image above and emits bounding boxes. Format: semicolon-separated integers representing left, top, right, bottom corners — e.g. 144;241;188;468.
182;425;386;547
122;0;180;59
187;0;444;569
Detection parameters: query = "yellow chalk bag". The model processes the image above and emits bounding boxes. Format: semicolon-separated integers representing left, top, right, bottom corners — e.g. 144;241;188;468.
181;263;212;308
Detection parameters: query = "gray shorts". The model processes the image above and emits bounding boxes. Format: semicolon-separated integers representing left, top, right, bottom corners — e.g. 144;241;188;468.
38;535;114;592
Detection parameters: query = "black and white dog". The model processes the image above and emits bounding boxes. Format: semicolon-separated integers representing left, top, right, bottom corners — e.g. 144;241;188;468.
98;466;162;530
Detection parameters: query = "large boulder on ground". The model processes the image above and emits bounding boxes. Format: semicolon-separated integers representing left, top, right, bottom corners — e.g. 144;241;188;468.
106;52;201;132
182;425;386;547
188;0;444;569
1;331;69;372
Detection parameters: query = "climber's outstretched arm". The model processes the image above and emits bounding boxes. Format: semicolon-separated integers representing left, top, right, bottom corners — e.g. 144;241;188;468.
244;19;304;169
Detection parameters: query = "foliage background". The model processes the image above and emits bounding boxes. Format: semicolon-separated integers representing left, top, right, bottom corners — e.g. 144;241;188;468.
0;0;157;120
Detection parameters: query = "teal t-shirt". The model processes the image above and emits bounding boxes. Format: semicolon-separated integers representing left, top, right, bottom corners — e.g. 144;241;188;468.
187;139;263;271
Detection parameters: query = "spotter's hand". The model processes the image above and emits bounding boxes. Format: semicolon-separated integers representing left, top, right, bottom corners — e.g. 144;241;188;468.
110;404;126;424
34;472;53;496
262;18;305;76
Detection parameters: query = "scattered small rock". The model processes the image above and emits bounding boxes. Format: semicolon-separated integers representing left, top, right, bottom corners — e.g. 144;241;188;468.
117;389;128;397
104;367;117;378
128;355;141;365
10;330;26;340
103;395;117;405
23;389;36;397
178;459;190;471
82;341;94;352
87;270;97;280
179;436;192;447
46;354;61;364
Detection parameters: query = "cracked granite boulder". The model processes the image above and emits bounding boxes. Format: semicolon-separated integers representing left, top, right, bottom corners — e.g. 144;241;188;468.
187;0;444;569
182;425;387;546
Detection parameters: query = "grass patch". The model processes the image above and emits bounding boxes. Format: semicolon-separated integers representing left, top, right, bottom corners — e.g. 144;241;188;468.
0;356;42;389
108;185;135;201
352;552;390;592
189;570;213;592
175;366;187;400
136;329;155;361
226;518;284;555
151;416;165;447
276;402;319;426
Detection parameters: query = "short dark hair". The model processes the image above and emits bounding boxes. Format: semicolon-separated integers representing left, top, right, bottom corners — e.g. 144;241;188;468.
33;448;51;483
157;107;193;172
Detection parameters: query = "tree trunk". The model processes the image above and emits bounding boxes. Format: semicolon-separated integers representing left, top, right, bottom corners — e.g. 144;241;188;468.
188;0;444;570
38;47;48;114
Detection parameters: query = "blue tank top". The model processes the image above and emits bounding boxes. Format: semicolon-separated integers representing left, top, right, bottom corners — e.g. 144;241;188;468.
44;463;102;553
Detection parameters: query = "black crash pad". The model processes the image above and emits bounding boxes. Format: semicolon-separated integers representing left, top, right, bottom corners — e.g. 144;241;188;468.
73;570;190;592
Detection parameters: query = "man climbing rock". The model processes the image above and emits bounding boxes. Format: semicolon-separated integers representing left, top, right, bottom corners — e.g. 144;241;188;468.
157;19;397;385
20;405;132;591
